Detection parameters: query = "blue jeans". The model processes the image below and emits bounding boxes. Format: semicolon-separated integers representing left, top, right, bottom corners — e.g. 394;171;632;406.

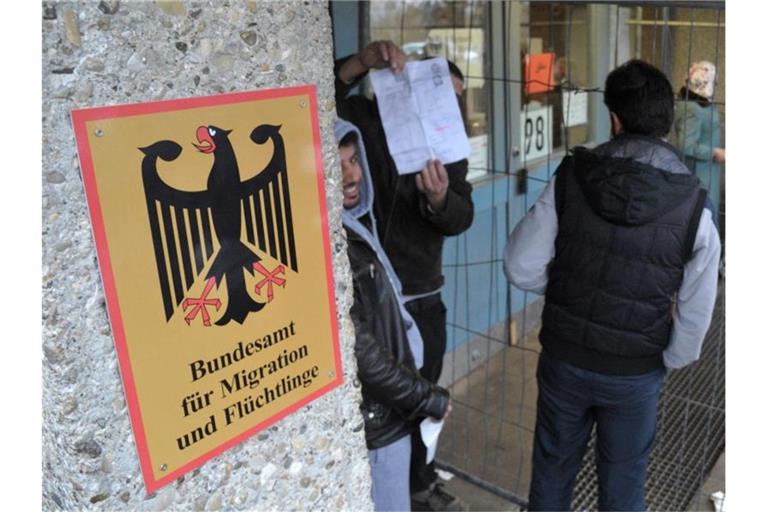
369;435;412;511
528;351;665;511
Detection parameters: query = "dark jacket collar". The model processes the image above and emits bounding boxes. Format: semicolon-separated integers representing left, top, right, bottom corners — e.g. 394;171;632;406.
592;133;690;176
679;86;712;107
611;133;680;157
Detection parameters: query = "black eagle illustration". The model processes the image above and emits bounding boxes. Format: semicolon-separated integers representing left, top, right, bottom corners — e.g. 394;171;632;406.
138;124;298;326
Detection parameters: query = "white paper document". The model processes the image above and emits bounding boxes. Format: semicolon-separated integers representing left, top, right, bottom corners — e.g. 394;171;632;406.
419;417;445;464
562;90;588;127
370;58;470;175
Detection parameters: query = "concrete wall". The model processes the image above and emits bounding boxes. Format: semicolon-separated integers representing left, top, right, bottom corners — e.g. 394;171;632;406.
42;1;371;510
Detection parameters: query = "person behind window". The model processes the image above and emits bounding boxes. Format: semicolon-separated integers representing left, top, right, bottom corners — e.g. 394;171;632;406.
336;119;451;512
674;60;724;229
503;60;721;511
335;41;474;512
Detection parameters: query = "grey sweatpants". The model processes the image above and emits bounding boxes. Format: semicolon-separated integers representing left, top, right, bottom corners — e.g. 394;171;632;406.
369;435;412;511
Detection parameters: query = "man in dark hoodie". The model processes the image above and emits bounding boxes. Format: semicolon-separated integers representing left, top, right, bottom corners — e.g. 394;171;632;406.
336;118;451;512
335;41;473;512
503;60;720;511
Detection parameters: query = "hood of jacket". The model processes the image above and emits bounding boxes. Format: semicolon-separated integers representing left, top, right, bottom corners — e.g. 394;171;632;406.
573;134;699;226
335;119;375;225
333;118;424;368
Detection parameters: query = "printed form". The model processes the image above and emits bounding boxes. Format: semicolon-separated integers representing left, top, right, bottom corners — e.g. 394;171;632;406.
370;58;470;175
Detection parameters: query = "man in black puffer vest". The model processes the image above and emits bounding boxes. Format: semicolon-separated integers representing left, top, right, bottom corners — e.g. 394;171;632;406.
504;60;720;511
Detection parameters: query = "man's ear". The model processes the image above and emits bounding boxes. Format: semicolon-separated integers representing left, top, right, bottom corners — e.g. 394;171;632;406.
610;112;623;136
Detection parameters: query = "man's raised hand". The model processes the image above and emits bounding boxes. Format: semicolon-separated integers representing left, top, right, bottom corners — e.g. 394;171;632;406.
359;40;406;74
415;159;449;213
339;40;406;84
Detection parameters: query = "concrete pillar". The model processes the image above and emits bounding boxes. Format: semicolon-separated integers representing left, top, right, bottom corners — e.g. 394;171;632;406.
42;1;370;509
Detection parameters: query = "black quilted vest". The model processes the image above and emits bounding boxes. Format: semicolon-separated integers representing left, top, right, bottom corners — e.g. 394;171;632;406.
541;145;706;375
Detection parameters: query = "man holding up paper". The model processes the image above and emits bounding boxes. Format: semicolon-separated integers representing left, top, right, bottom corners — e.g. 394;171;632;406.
335;40;473;512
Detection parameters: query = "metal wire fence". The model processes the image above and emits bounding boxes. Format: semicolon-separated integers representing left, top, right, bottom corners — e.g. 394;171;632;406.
427;2;724;510
364;1;725;509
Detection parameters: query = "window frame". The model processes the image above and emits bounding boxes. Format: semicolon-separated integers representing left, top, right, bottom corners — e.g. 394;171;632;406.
352;1;617;185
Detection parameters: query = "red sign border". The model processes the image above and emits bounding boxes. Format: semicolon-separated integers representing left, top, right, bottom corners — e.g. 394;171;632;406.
70;85;343;494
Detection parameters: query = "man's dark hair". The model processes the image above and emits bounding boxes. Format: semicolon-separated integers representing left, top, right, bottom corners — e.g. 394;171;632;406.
603;59;674;137
423;56;464;83
339;130;358;148
447;60;464;83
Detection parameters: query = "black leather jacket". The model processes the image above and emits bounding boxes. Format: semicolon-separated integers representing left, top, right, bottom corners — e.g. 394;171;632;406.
346;226;450;449
335;56;474;295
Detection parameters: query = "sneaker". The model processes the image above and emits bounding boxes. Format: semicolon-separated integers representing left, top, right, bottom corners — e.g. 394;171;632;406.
411;483;469;511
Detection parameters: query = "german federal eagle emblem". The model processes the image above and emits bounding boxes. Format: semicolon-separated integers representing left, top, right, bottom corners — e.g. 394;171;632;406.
139;124;298;326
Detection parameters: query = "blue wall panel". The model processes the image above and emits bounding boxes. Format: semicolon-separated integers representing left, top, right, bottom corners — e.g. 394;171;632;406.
444;157;564;351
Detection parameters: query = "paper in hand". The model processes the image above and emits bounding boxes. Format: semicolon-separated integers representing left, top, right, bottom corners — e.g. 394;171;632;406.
370;58;470;175
419;417;445;464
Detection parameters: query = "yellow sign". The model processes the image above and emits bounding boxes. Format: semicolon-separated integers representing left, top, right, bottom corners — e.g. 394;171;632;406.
71;86;342;493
